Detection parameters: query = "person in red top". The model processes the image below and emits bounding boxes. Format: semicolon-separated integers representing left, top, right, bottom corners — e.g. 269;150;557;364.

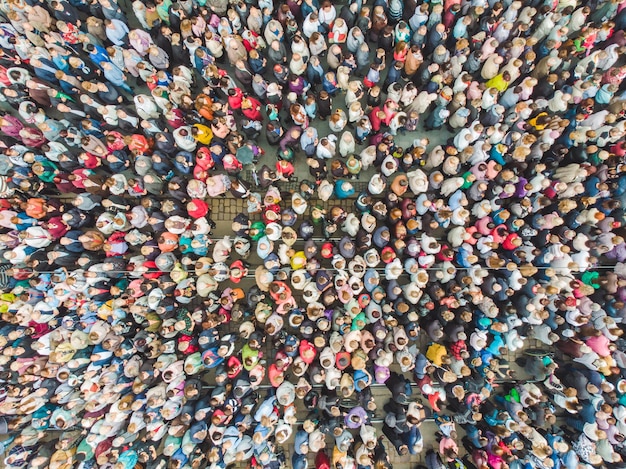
187;199;210;219
127;134;151;155
502;232;522;251
449;338;468;361
610;140;626;157
227;87;244;111
78;152;101;169
165;107;186;128
369;106;385;133
43;217;69;240
229;259;248;283
276;159;294;180
241;96;263;122
435;244;454;262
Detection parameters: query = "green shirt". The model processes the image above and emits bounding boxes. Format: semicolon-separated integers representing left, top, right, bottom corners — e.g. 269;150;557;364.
156;0;172;23
36;160;58;183
461;171;474;190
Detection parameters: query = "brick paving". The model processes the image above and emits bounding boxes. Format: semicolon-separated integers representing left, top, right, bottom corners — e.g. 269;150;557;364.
211;193;359;222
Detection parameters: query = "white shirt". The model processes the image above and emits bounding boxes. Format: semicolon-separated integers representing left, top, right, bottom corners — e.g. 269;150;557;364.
302;14;320;38
318;6;336;25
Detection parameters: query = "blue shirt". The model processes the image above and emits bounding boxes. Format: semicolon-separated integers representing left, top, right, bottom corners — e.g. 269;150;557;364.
14;212;39;231
103;64;126;86
106;19;129;46
88;45;112;70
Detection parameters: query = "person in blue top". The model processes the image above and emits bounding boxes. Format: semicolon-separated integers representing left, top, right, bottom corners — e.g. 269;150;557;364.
29;58;59;85
85;43;113;70
100;62;133;94
335;180;355;199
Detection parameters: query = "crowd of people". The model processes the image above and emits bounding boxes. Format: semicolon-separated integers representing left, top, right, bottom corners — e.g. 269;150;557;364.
1;0;626;467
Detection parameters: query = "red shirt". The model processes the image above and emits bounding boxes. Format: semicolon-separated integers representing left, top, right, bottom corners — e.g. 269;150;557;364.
128;134;151;155
142;260;163;279
44;217;68;239
228;88;244;110
81;152;101;169
502;233;520;251
543;181;559;199
436;244;454;262
166;108;186;129
449;340;467;360
611;142;626;158
242;97;263;122
369;106;383;132
187;198;209;218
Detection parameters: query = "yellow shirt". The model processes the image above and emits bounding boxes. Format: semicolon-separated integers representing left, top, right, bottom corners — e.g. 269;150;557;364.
528;112;549;131
193;124;213;145
486;74;509;93
426;343;447;367
290;251;307;270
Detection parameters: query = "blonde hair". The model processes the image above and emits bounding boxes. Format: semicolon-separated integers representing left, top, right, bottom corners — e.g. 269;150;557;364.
180;19;193;38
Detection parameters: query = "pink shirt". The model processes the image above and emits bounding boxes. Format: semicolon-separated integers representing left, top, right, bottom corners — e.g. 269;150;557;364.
586;335;611;357
439;437;459;461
